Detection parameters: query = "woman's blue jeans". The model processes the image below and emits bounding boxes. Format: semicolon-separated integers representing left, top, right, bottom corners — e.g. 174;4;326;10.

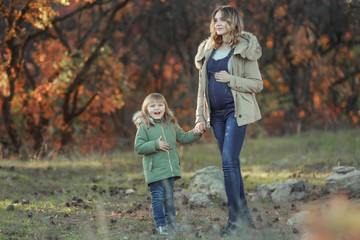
148;178;176;227
210;109;252;225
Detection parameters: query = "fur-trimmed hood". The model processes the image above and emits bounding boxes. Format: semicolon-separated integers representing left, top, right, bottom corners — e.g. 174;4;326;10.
132;111;144;128
194;31;262;70
133;111;156;128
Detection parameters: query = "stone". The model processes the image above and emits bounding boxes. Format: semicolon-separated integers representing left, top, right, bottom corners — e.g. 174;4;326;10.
247;192;260;202
190;166;227;203
189;193;213;207
7;205;15;211
271;180;308;203
333;166;355;174
287;210;310;234
174;189;191;205
257;182;282;200
325;166;360;195
125;189;135;195
258;180;308;203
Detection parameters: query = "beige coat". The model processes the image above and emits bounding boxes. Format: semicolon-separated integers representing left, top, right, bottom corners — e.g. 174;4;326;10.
194;32;263;127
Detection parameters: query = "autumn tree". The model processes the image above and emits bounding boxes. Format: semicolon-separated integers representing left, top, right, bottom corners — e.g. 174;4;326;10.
0;0;359;157
0;0;65;154
0;0;130;156
109;0;214;134
240;0;360;134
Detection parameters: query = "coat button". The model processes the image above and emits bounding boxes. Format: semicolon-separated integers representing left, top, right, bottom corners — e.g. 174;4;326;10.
239;114;242;118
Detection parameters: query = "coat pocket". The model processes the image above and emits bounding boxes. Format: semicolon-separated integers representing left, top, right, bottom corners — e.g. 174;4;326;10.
236;92;253;119
176;152;181;166
144;156;154;172
239;92;253;104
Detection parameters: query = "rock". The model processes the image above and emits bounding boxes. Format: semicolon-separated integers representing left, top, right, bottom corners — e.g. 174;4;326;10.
7;205;15;211
333;166;355;174
258;180;308;203
190;166;227;203
287;210;310;232
247;192;260;202
257;182;282;200
174;189;191;205
271;180;309;203
325;166;360;196
125;189;135;195
189;193;213;207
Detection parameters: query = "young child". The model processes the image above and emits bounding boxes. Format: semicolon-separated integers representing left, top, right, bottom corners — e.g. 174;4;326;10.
133;93;202;236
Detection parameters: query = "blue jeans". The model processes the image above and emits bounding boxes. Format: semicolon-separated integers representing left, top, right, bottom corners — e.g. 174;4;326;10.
210;109;253;225
148;178;176;227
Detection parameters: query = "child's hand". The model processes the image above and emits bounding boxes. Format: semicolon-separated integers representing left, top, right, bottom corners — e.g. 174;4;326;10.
158;136;170;151
193;128;204;136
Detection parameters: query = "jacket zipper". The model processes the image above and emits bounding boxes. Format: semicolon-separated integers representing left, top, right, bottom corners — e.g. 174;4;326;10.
160;126;174;176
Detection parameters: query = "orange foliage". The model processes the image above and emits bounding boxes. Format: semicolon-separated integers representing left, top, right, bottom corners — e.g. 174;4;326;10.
279;84;289;94
266;39;274;48
299;195;360;240
0;0;132;154
1;0;359;155
274;6;286;18
298;110;306;118
352;116;359;125
263;79;273;90
313;94;321;109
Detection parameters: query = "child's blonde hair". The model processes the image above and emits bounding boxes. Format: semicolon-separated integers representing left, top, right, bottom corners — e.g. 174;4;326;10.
134;93;177;129
210;5;244;49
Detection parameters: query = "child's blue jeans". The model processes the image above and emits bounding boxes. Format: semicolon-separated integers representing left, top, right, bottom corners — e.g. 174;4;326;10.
148;178;176;227
210;108;253;226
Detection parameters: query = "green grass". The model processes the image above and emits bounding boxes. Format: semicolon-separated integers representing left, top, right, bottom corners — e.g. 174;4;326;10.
181;129;359;189
0;129;359;239
181;129;359;172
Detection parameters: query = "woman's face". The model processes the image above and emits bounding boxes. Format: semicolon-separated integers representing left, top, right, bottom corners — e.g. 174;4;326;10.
214;11;230;37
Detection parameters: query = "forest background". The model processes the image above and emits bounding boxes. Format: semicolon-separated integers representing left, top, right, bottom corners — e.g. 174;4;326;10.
0;0;359;158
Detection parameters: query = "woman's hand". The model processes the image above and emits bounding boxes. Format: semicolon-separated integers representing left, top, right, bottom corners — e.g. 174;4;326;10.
193;128;203;136
194;122;206;135
158;136;170;151
215;70;230;83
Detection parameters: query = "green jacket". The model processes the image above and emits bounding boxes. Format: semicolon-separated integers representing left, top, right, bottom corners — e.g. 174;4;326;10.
134;113;201;185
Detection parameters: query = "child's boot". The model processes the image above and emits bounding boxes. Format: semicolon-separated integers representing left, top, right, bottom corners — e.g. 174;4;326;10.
170;222;184;232
157;226;169;236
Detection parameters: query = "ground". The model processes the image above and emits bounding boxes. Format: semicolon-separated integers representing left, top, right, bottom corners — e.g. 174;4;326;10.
0;129;359;239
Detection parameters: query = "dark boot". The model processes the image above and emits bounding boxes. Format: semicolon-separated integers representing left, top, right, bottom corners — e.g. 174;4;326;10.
219;222;237;237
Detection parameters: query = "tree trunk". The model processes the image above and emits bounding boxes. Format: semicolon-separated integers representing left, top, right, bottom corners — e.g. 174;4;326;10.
2;99;20;153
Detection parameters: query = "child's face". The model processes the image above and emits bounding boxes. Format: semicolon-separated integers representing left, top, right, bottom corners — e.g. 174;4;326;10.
147;101;165;120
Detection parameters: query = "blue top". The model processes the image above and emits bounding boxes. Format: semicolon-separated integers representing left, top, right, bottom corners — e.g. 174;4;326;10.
207;48;235;110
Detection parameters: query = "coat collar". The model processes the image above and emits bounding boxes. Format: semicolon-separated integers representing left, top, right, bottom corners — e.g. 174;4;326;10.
195;31;262;69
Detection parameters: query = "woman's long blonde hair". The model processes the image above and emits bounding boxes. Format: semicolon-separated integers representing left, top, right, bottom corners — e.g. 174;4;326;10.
139;93;177;129
210;5;244;49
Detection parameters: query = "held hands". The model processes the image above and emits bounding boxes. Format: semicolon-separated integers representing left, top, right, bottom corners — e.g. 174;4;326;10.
214;70;230;83
194;122;206;136
158;136;170;151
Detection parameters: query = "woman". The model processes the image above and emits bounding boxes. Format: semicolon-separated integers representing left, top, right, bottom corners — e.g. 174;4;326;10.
194;5;263;237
